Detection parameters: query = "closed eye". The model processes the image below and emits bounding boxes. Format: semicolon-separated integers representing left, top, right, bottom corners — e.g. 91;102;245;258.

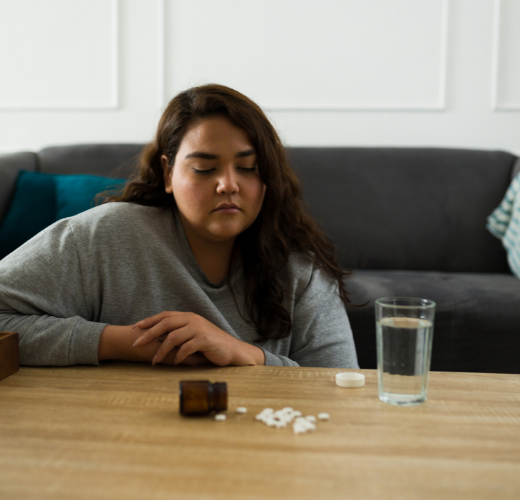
192;168;216;174
191;166;257;174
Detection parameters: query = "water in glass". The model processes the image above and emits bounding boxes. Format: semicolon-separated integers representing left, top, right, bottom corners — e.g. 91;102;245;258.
377;316;433;406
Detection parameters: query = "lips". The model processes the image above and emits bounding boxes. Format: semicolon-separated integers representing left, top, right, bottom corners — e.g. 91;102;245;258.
213;203;240;213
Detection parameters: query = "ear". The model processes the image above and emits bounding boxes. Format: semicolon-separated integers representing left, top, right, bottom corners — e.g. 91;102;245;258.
161;155;173;194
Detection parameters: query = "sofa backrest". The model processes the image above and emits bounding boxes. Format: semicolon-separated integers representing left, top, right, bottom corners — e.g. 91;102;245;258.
0;144;516;273
0;144;142;226
289;147;515;273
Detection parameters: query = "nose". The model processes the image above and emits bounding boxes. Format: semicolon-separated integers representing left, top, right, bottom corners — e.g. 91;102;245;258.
216;166;239;195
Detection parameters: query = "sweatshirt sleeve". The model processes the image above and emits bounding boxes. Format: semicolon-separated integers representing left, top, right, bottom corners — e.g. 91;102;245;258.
0;219;107;366
260;266;359;369
261;349;300;367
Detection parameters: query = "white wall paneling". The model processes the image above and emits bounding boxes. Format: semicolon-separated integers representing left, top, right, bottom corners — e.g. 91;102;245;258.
0;0;118;110
0;0;519;157
162;0;449;111
491;0;520;111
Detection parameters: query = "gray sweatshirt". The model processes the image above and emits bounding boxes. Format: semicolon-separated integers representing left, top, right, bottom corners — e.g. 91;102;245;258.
0;202;358;368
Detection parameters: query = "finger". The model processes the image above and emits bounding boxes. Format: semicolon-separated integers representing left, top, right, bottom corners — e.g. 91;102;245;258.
175;338;204;366
133;315;190;347
152;326;194;365
132;311;188;330
157;346;180;365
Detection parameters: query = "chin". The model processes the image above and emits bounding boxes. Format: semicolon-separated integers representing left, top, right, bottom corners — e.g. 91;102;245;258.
207;222;247;241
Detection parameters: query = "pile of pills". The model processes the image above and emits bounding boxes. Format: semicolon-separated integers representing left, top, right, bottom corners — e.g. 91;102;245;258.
213;407;330;434
255;407;330;434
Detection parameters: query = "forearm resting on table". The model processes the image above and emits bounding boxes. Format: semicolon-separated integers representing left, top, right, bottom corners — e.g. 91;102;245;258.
98;325;148;362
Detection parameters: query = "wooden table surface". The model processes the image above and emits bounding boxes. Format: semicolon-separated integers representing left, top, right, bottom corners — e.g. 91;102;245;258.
0;363;519;500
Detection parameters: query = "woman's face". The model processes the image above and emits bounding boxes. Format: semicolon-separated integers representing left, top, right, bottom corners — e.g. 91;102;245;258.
162;116;266;245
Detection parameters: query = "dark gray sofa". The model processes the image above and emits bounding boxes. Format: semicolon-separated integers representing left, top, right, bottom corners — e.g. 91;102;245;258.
1;144;519;374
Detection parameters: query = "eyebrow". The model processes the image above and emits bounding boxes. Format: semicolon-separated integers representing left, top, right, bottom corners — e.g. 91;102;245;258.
184;149;256;160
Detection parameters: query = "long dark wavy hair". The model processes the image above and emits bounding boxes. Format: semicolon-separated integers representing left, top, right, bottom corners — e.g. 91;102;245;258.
103;83;354;341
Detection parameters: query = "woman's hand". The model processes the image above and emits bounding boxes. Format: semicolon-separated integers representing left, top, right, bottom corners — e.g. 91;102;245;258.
131;311;265;367
131;334;210;367
98;325;209;366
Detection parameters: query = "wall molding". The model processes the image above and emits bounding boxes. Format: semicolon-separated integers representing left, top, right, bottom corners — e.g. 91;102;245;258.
491;0;520;111
159;0;449;112
157;0;165;109
0;0;119;111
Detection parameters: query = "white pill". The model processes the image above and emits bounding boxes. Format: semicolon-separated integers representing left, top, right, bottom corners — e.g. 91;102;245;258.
282;407;293;412
263;408;274;413
236;407;247;414
293;411;302;417
214;414;226;421
306;415;316;422
266;419;277;427
318;413;330;421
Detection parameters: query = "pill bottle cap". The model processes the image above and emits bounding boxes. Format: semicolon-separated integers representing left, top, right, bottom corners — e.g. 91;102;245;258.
336;372;365;388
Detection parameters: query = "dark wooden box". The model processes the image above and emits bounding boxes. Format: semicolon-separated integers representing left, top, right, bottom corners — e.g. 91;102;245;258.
0;332;19;382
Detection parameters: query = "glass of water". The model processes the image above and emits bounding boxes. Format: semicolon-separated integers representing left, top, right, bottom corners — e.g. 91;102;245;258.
375;297;435;406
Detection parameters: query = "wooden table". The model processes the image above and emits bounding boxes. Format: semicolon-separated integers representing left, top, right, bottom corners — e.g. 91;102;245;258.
0;364;519;500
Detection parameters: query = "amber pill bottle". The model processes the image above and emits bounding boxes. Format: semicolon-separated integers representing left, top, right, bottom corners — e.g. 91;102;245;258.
179;380;228;416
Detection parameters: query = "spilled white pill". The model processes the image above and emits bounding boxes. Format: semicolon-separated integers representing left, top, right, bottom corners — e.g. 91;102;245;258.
293;424;306;434
214;414;226;421
236;407;247;414
306;415;316;422
318;413;330;421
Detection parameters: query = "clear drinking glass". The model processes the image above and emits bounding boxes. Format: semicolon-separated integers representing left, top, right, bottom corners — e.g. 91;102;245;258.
375;297;436;406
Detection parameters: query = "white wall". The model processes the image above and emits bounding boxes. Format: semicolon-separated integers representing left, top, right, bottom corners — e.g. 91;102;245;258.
0;0;519;156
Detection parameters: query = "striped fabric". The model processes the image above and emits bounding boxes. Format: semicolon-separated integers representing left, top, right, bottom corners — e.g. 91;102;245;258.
487;173;520;277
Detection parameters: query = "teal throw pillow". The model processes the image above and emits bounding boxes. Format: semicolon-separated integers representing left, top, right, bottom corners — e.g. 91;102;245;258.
0;171;126;259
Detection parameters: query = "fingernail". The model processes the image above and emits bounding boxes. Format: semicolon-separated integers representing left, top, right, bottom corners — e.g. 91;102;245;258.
152;355;158;366
132;337;142;347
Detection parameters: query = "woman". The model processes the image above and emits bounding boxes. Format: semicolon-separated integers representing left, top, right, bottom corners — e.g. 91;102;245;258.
0;84;358;368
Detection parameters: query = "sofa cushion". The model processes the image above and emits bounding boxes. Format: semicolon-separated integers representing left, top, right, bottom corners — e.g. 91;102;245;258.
346;270;520;374
0;171;125;259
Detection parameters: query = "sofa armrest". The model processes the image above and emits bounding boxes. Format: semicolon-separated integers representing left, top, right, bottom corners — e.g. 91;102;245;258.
0;152;38;227
512;157;520;181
